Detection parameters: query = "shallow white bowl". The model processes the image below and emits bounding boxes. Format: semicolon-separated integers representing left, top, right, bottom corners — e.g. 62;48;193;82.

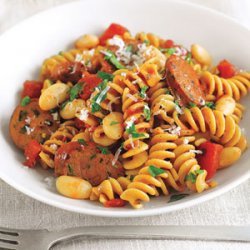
0;0;249;217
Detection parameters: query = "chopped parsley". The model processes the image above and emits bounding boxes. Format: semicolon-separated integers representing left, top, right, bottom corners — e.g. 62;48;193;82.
168;193;189;203
18;110;27;121
148;165;165;177
104;50;124;69
139;86;148;99
126;122;148;139
174;100;181;107
90;154;96;160
20;96;31;107
129;175;135;181
69;83;82;101
143;40;150;45
166;89;171;95
110;121;120;126
97;146;110;155
97;71;114;81
125;45;133;52
205;101;215;109
187;102;196;108
185;170;205;183
67;164;74;175
160;47;176;55
77;139;87;145
143;105;151;121
91;80;109;113
185;52;192;64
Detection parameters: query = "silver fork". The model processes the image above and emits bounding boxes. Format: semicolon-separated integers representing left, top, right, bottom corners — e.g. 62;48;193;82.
1;225;250;250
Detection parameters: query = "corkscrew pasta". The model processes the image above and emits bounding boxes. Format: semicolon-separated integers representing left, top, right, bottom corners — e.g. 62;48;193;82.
9;23;249;209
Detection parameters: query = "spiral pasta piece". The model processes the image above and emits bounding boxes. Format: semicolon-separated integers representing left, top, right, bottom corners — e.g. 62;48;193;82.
172;139;209;193
147;81;175;124
200;71;250;101
39;121;79;168
90;177;131;204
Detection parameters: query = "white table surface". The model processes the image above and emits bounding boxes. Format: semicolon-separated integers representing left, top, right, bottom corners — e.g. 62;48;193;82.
0;0;249;249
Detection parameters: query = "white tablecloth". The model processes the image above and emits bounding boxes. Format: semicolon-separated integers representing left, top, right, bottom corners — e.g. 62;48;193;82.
0;1;249;249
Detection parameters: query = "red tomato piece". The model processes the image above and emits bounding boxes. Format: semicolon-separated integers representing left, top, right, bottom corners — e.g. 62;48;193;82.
23;140;42;168
99;23;128;45
79;73;102;100
21;80;43;98
217;59;236;79
162;39;174;48
196;141;223;180
104;199;126;208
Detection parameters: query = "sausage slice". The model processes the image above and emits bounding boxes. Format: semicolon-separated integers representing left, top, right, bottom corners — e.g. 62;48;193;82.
54;141;125;186
166;55;205;105
9;99;59;149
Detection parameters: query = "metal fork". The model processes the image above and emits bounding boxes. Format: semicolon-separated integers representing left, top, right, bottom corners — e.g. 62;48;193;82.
0;225;250;250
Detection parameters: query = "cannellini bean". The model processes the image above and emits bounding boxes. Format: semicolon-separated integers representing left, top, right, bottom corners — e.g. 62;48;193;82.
75;34;99;49
60;99;85;119
39;83;70;110
215;95;236;116
219;147;241;169
56;176;92;199
191;44;212;66
103;112;124;140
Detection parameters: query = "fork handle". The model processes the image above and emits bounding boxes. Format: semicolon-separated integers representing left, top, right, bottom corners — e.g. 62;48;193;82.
48;225;250;247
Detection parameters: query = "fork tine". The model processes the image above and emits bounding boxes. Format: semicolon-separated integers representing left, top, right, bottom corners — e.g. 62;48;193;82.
0;227;19;235
0;232;19;242
0;240;17;249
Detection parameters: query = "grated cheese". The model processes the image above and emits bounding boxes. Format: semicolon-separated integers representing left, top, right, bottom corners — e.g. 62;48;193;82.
25;116;31;124
112;146;122;166
121;72;127;77
51;112;59;121
164;125;181;135
25;126;34;135
125;117;136;130
75;53;83;62
95;86;110;105
126;93;138;102
183;138;189;145
78;108;89;121
189;149;203;154
128;134;135;149
50;144;58;150
60;153;67;160
175;104;184;114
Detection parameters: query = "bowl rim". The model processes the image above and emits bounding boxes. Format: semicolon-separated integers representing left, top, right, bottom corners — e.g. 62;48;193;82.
0;0;249;217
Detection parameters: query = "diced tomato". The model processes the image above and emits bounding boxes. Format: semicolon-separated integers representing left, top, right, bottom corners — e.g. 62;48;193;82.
217;60;236;79
79;73;102;100
99;23;128;45
21;80;43;98
104;198;126;208
196;141;223;180
162;39;174;48
23;140;42;168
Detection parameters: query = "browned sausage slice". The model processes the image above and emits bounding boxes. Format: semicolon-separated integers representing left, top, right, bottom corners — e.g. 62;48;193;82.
9;99;59;150
54;141;125;186
166;55;205;105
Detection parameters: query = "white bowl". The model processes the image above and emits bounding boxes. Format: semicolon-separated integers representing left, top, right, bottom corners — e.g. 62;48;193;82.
0;0;249;217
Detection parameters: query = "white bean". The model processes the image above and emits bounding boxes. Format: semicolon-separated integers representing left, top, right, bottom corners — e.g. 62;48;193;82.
75;34;99;49
56;176;92;199
191;44;212;66
60;99;85;119
219;147;241;169
39;83;70;110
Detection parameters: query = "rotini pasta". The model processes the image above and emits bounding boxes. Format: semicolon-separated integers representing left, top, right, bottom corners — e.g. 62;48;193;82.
9;23;249;209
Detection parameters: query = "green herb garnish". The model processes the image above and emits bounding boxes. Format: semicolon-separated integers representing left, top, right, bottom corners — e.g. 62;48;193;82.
97;71;114;81
125;45;133;52
160;47;176;55
110;121;120;126
20;96;31;107
61;100;70;110
126;122;148;139
90;154;96;160
129;175;135;181
104;50;124;69
139;86;148;99
78;139;87;145
91;80;109;113
148;165;165;177
185;52;192;63
18;110;27;121
143;40;150;45
205;101;215;109
97;146;110;155
67;164;74;175
185;170;205;183
143;105;151;121
195;169;204;174
69;83;82;101
187;102;196;108
168;193;189;203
